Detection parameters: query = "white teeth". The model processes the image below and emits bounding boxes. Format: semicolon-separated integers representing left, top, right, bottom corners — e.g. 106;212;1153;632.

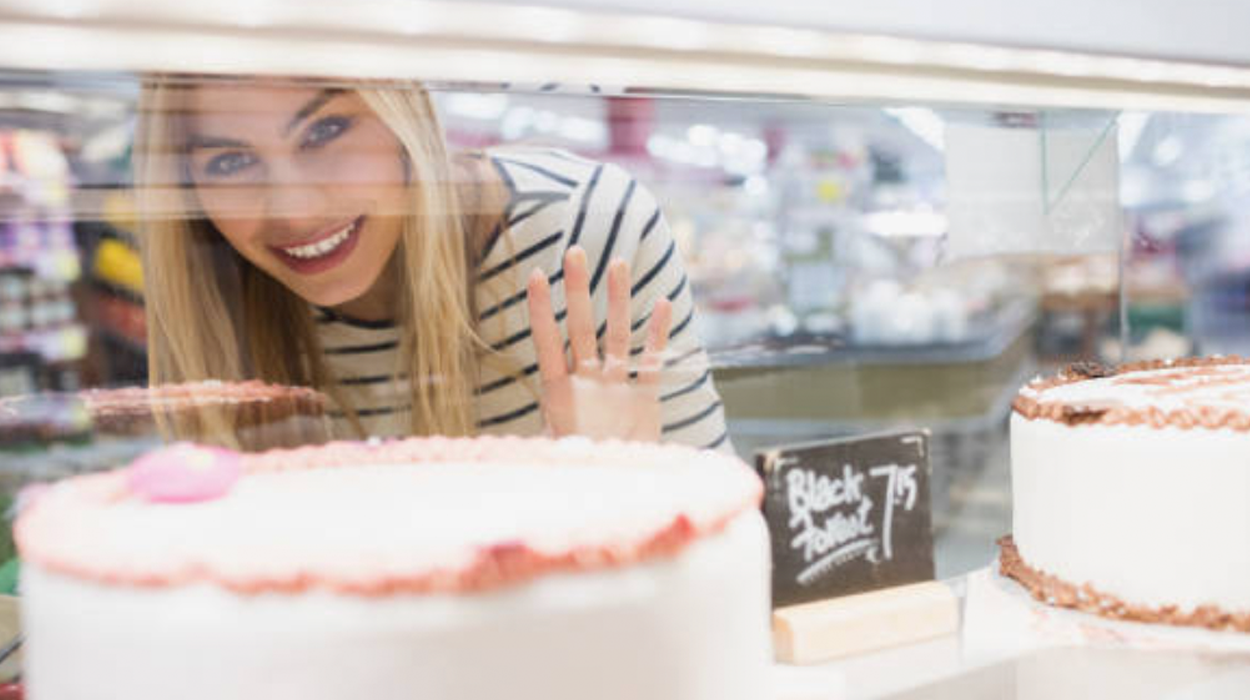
282;220;357;260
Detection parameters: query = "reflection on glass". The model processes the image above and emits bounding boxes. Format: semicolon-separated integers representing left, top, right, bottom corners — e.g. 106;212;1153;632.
3;72;1239;579
121;77;724;452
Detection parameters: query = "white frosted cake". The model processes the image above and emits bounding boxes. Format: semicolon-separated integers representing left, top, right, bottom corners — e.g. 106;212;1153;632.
1003;358;1250;632
17;436;771;699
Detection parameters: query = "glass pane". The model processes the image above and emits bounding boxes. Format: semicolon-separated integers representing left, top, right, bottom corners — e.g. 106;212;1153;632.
6;69;1235;587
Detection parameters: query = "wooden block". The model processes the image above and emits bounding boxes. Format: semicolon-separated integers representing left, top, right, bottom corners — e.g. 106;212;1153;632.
772;581;958;665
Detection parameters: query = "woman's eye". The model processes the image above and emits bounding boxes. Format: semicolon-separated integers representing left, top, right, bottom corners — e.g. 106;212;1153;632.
203;151;257;178
301;116;353;149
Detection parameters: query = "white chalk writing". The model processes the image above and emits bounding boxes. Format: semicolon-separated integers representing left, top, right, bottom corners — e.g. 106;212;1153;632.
785;461;921;586
869;463;919;561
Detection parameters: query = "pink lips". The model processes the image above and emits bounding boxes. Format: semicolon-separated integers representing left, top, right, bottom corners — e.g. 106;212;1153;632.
268;215;364;275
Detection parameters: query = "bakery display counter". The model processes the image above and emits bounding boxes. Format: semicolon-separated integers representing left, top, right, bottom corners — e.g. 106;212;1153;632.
711;301;1035;438
710;301;1037;372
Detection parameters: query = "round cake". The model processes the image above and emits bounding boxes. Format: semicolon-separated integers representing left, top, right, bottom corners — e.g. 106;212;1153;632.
80;380;330;448
16;436;771;699
0;380;330;451
1003;357;1250;632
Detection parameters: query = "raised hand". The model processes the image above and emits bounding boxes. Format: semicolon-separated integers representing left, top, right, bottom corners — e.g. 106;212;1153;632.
526;246;673;442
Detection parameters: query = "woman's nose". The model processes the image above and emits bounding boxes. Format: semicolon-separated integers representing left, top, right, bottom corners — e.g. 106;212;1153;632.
263;159;326;220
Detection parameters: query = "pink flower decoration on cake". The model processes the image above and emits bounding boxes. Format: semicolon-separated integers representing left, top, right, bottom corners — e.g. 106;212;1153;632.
127;443;243;504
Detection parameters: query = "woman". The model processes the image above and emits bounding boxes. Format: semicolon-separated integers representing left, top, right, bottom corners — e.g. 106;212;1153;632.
134;77;729;450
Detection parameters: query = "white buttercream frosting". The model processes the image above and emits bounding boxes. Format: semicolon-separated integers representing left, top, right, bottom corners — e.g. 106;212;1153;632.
18;438;772;700
24;512;772;700
1011;411;1250;613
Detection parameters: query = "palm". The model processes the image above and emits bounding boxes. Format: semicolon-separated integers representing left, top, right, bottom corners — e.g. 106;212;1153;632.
526;247;672;442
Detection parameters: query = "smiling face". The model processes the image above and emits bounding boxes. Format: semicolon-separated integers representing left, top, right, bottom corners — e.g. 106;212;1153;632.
185;84;408;318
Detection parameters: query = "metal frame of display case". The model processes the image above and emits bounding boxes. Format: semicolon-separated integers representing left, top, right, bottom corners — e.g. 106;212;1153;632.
4;0;1250;114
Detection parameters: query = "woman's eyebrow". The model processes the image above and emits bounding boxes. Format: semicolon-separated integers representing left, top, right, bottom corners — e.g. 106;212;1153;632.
185;88;346;151
284;88;346;136
187;134;250;151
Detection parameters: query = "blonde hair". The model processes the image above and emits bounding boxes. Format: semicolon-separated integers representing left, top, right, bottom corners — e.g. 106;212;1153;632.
135;77;507;440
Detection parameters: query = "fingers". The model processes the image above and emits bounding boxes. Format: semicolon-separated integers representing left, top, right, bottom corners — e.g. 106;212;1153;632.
636;297;672;387
562;247;599;376
534;248;667;391
602;259;631;383
526;268;567;386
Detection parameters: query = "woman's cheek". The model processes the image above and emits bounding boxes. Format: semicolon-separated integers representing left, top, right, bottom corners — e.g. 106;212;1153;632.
328;187;402;219
212;218;265;259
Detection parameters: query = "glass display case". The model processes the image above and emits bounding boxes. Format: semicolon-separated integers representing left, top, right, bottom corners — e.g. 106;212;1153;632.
2;2;1250;697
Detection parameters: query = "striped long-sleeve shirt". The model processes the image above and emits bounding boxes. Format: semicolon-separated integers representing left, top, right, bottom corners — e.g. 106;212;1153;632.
316;148;731;452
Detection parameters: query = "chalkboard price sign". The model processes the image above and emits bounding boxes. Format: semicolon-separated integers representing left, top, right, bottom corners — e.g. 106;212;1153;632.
756;431;934;608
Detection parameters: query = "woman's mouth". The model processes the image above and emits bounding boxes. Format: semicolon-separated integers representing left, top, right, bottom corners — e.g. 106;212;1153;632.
270;216;364;274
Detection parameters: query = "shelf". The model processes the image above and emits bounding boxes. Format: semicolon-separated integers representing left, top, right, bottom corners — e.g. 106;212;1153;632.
4;1;1250;113
710;299;1037;370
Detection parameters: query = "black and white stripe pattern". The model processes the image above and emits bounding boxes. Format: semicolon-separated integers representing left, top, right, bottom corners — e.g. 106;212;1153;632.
319;148;731;452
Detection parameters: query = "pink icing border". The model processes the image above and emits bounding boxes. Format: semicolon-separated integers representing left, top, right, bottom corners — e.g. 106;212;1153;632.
16;436;763;596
